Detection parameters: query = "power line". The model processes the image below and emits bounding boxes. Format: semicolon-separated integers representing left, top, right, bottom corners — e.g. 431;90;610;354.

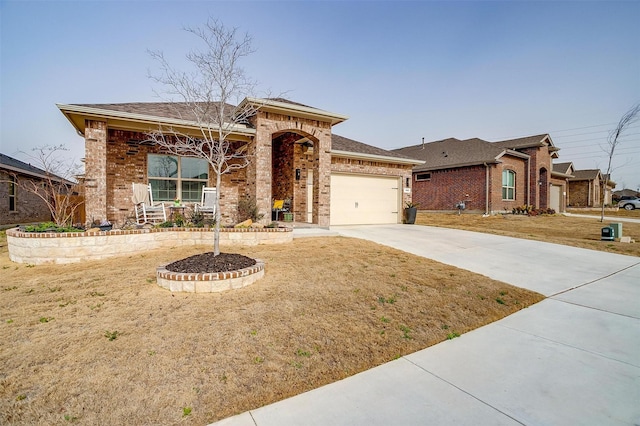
567;150;640;160
557;135;640;146
552;126;640;139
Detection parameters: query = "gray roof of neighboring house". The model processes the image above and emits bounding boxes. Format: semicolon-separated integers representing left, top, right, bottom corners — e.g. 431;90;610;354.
553;162;573;174
570;169;601;181
1;152;49;178
331;134;419;162
492;134;556;150
392;138;515;172
552;162;574;178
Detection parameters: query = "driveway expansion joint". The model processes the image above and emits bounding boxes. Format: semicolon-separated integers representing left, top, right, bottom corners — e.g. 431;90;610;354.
402;355;527;426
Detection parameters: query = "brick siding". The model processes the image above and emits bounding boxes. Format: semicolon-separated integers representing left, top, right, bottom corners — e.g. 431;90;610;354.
0;171;52;225
83;112;412;227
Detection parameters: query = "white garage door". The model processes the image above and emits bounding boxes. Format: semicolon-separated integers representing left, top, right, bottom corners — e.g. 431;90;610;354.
550;184;561;212
330;174;400;225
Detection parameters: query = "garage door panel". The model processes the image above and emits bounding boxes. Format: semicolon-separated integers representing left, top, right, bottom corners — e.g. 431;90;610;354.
330;174;400;225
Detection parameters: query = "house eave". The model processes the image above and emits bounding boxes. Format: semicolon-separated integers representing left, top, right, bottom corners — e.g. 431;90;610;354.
331;149;424;166
0;164;74;185
551;171;574;179
56;103;257;139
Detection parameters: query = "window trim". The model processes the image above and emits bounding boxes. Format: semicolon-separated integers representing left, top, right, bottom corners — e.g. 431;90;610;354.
502;169;515;201
9;175;16;212
147;154;209;202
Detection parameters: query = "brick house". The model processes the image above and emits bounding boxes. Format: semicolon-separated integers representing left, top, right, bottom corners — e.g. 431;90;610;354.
58;98;421;227
568;169;616;207
0;153;60;226
393;134;570;214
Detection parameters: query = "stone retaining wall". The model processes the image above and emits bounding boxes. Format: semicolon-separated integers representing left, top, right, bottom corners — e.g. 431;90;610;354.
6;227;292;265
156;259;265;293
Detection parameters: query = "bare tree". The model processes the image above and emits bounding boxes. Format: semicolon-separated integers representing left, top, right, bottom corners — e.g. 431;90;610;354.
14;145;83;227
600;102;640;222
146;18;262;255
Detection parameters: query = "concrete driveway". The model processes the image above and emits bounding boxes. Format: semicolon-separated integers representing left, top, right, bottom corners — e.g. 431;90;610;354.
213;225;640;426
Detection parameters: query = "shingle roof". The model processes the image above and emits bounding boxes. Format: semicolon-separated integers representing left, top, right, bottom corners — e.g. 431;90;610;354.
331;134;417;161
76;102;238;124
392;138;509;172
551;162;573;178
553;162;572;173
492;134;552;149
570;169;601;181
0;153;70;183
0;153;49;177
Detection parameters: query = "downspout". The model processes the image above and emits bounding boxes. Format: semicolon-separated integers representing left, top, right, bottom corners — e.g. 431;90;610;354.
526;157;531;207
484;163;490;216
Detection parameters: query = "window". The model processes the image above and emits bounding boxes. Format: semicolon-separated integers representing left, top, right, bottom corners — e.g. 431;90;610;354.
502;170;515;200
147;154;208;202
416;173;431;181
9;176;16;211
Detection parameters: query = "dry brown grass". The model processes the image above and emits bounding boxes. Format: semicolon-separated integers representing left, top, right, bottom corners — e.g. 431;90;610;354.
417;211;640;257
0;232;542;425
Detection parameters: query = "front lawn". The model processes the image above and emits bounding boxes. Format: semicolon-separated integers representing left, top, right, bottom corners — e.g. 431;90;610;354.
417;212;640;257
0;232;542;425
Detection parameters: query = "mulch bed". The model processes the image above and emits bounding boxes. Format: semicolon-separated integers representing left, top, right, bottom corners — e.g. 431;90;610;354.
165;252;256;273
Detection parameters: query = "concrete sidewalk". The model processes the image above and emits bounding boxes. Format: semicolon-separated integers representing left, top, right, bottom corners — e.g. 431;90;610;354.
212;225;640;426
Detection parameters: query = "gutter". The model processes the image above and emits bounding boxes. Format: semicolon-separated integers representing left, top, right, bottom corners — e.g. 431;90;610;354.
484;162;490;215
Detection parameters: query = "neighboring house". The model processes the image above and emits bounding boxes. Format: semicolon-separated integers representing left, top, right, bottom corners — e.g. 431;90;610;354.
551;162;575;212
58;99;422;227
393;134;568;214
568;169;616;207
0;153;56;226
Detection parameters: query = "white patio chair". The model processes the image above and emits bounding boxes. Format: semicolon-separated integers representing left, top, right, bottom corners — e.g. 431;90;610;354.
132;183;167;224
195;187;217;219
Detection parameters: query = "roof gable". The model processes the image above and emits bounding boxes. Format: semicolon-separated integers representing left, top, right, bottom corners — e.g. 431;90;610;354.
492;134;554;149
552;162;574;178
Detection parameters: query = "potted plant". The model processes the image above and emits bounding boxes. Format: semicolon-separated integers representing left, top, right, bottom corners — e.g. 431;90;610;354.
404;201;419;224
174;198;181;207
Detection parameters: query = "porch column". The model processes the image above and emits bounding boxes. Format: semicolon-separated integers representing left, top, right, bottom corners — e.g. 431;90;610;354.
84;120;107;223
253;130;272;224
315;130;332;227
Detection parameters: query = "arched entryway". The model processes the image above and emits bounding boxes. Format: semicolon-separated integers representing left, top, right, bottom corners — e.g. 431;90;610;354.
271;131;318;223
538;167;548;209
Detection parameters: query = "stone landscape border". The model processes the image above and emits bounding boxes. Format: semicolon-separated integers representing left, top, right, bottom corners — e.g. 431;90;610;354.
6;227;292;265
156;259;265;293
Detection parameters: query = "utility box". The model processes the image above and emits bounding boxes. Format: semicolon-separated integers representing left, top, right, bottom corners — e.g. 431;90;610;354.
609;223;623;239
601;227;615;241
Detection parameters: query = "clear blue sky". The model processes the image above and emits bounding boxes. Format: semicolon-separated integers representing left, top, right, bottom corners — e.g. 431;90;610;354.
2;0;639;189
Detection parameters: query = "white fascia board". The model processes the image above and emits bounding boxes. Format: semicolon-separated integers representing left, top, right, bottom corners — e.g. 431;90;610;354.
497;149;530;160
56;104;257;136
331;149;425;166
